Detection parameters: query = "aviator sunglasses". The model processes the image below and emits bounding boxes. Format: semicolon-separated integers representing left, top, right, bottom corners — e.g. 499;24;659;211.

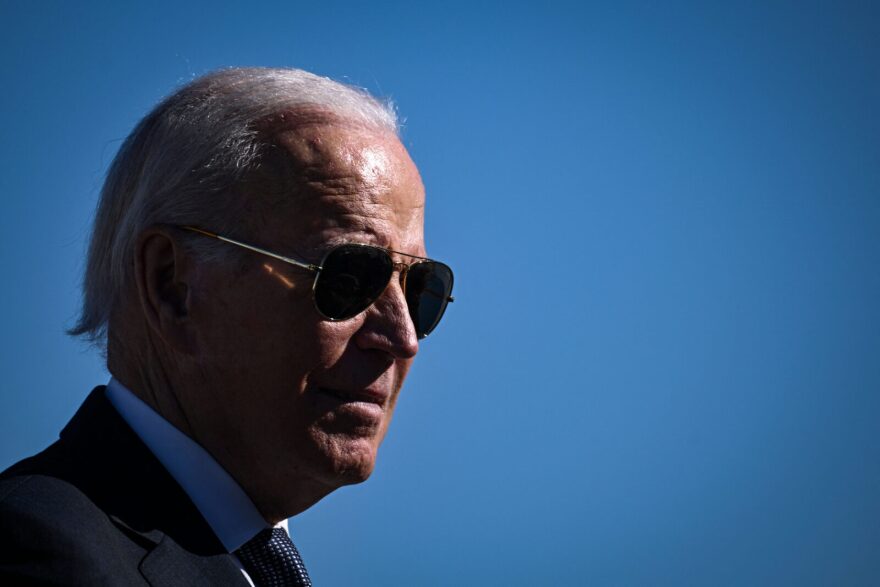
180;226;454;339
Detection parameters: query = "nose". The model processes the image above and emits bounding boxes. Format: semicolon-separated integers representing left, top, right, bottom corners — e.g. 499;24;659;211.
354;276;419;360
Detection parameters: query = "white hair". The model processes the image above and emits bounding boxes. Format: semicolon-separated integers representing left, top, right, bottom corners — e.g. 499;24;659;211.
69;67;399;347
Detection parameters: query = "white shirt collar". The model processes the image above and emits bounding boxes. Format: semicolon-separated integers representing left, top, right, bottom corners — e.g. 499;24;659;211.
105;377;286;552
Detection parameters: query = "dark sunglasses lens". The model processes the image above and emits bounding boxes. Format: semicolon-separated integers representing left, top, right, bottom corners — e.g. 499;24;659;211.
314;245;393;320
405;261;454;338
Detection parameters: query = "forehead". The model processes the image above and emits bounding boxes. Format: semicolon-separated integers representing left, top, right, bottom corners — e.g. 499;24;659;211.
268;121;425;255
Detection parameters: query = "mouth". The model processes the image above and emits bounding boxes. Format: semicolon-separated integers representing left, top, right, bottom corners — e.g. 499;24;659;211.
312;386;388;430
316;387;388;407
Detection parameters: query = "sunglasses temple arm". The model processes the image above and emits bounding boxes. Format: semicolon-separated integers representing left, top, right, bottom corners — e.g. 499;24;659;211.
181;226;320;273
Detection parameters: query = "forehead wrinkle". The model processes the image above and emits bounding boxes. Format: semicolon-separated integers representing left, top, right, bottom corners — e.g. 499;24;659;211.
309;194;399;231
295;194;422;252
303;176;361;196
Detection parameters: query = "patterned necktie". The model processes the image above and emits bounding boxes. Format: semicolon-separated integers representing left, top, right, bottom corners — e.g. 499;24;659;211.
234;527;312;587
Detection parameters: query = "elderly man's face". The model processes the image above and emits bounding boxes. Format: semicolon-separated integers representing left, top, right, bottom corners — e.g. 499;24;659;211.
182;123;425;516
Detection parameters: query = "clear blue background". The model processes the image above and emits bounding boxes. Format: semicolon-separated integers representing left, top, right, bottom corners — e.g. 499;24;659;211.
2;1;878;585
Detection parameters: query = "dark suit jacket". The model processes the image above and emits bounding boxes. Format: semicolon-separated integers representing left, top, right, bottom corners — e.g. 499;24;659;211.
0;386;250;586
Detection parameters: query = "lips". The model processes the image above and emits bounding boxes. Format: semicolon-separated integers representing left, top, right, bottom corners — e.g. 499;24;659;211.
316;387;388;406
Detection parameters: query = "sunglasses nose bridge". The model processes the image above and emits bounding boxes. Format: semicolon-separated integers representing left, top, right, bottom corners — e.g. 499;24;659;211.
391;261;411;293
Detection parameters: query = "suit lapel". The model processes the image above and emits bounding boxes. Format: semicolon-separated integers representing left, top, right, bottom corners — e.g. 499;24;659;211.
139;533;248;586
54;387;249;586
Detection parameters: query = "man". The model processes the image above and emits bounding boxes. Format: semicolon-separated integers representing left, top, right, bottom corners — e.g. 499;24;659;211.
0;67;454;586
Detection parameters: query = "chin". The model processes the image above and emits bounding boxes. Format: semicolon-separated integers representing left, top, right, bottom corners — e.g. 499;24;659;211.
256;438;378;521
314;433;380;487
302;407;388;484
334;465;375;486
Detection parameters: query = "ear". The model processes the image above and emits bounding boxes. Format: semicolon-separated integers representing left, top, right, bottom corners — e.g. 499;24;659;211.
134;227;196;354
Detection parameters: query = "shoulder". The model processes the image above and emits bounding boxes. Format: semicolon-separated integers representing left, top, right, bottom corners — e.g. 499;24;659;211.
0;472;148;585
0;471;116;529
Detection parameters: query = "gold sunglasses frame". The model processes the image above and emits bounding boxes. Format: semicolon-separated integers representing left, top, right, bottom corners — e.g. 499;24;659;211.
179;226;454;336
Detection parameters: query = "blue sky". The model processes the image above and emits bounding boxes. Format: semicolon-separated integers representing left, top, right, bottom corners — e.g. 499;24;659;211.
2;1;879;584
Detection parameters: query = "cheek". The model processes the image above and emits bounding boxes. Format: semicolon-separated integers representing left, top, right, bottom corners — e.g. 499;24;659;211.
196;267;303;341
310;318;366;357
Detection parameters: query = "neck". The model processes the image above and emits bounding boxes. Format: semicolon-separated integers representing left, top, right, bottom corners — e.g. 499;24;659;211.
107;328;335;524
108;328;197;441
